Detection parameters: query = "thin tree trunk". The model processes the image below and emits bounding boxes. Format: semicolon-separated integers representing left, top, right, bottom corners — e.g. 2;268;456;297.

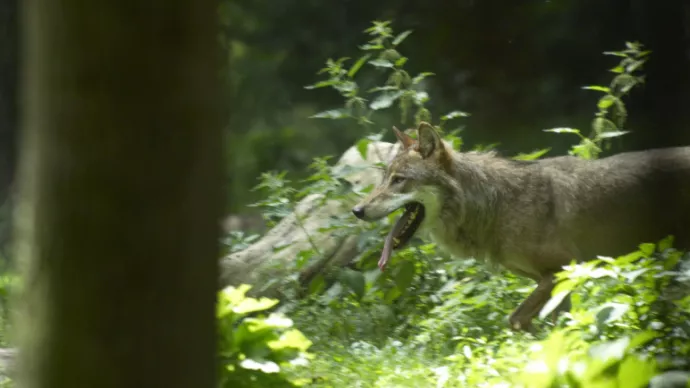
15;1;222;387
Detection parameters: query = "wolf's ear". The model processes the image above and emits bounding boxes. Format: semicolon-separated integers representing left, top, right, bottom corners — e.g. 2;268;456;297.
417;122;443;158
393;126;415;150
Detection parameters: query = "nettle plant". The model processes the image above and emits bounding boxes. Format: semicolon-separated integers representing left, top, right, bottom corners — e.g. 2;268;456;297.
545;41;649;160
246;20;502;344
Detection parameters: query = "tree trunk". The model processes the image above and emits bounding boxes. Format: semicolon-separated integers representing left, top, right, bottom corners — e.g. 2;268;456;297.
15;1;222;387
0;0;18;257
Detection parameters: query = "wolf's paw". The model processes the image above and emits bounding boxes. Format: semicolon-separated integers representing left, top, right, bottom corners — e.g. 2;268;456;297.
508;314;536;333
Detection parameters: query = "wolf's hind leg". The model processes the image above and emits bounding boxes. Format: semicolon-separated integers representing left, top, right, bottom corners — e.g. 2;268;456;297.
508;275;556;332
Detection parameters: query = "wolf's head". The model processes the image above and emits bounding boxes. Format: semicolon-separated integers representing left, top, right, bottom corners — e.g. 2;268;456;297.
352;122;452;270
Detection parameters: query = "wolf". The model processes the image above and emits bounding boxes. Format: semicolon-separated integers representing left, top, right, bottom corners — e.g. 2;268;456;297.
352;121;690;331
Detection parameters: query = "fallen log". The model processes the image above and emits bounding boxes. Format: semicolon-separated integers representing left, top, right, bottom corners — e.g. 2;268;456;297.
219;141;399;296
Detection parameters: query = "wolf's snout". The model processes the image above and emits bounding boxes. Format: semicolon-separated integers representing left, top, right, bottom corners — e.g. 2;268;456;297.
352;206;366;219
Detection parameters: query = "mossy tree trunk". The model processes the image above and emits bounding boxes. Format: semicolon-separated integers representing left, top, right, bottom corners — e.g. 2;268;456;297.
15;1;222;387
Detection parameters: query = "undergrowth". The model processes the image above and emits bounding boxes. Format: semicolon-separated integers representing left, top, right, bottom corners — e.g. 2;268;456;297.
231;20;690;388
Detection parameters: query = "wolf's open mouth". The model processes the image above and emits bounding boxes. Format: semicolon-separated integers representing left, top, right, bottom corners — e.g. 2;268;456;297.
379;202;425;271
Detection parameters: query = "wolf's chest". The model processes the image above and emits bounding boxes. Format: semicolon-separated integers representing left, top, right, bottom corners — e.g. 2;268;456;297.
420;216;483;260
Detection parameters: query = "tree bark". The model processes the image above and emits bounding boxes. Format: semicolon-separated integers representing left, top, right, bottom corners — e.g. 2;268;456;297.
0;0;18;256
15;1;222;387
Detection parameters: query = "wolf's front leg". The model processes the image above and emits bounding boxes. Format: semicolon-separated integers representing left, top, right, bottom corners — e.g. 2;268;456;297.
508;275;556;332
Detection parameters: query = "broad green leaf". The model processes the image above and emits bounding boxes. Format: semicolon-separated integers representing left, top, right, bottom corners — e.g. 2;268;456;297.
617;356;657;388
240;358;280;374
233;296;280;314
627;331;659;350
268;329;313;352
370;91;403;110
598;95;616;109
356;138;370;160
589;336;630;361
441;110;471;121
595;303;630;326
338;268;366;299
638;243;656;256
392;30;413;46
310;109;348;119
395;260;416;293
263;314;294;329
539;290;571;320
368;59;394;68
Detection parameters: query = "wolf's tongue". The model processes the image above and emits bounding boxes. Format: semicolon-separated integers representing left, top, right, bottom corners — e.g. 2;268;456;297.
378;212;410;271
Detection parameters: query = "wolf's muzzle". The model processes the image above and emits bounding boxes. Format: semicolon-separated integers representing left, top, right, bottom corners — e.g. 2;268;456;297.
352;206;366;220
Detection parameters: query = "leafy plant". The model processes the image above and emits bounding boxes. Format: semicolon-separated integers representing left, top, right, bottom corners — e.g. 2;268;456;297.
217;284;313;388
545;42;650;160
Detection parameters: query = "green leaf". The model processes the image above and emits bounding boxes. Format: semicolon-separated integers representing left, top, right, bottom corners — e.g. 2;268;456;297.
304;80;339;90
589;336;630;362
412;72;435;84
627;331;659;350
595;302;630;326
513;148;551;161
395;260;416;293
582;85;612;93
544;127;581;135
609;66;625;74
338;268;366;299
392;30;413;46
368;59;395;68
310;109;349;119
356;138;370;160
618;356;657;388
348;54;371;78
539;290;571;320
639;243;656;256
368;85;399;92
441;110;471;121
598;95;616;110
239;358;280;374
597;130;630;139
359;43;384;51
370;91;403;110
268;329;313;352
233;296;280;315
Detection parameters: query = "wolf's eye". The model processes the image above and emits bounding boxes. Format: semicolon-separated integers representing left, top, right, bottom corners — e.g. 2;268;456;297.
391;176;406;185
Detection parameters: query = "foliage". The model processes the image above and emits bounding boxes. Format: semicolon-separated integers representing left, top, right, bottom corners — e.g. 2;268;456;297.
235;20;690;388
545;42;650;160
217;284;313;388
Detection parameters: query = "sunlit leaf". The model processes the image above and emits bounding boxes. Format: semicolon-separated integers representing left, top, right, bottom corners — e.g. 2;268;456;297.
582;85;611;93
356;138;371;160
595;303;630;326
348;54;371;78
240;358;281;374
392;30;413;46
370;91;403;110
368;59;394;68
310;109;349;119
